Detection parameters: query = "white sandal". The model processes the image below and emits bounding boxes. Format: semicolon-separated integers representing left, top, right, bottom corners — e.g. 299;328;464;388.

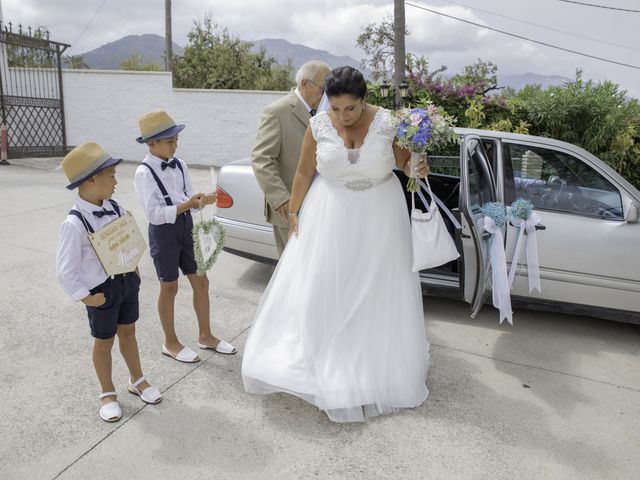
127;375;163;404
98;392;122;422
197;339;237;355
162;344;200;363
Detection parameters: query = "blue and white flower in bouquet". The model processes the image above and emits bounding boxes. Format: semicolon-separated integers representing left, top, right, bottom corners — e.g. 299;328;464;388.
395;104;458;192
507;198;542;293
479;202;512;325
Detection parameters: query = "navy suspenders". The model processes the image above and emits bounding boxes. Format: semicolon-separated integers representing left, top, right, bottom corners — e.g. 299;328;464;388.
69;199;121;233
141;160;186;206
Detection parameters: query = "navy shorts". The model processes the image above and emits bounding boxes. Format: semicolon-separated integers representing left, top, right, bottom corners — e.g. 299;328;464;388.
148;211;197;282
86;272;141;340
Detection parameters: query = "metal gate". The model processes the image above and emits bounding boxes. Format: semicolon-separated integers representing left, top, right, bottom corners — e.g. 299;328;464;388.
0;22;69;158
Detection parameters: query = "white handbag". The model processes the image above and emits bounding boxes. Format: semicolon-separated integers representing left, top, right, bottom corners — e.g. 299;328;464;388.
410;177;460;272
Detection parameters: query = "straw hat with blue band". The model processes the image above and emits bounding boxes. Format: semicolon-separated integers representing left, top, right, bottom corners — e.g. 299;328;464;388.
136;109;186;143
62;141;123;190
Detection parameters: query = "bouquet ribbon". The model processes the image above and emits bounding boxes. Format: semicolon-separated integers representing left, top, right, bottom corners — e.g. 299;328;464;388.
480;216;512;325
508;213;542;293
417;179;462;229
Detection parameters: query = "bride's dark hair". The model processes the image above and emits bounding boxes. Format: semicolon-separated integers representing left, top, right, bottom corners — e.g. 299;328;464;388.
324;66;367;99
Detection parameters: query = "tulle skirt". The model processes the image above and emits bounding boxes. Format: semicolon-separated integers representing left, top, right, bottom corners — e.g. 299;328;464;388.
241;174;430;422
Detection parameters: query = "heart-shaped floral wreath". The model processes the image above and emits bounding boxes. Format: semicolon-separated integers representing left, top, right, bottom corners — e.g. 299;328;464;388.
192;216;226;275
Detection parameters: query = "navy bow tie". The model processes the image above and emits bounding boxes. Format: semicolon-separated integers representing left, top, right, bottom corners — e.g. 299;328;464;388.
309;108;317;117
161;159;177;170
93;208;117;218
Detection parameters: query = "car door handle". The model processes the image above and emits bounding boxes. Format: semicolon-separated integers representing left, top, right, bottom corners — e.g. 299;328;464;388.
508;219;546;231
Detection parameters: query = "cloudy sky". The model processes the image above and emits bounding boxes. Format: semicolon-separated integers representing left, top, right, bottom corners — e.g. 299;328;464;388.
2;0;639;97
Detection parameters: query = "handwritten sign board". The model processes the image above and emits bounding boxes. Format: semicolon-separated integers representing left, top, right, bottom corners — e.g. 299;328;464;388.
88;212;147;276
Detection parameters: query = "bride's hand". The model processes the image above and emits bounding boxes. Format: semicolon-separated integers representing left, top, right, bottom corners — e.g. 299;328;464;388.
288;212;299;238
414;154;430;179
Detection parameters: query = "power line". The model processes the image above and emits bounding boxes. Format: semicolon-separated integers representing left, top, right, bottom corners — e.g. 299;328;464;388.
557;0;640;13
437;0;640;52
71;0;108;51
405;1;640;70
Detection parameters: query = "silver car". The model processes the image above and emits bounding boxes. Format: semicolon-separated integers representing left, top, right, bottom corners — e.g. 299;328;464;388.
215;128;640;323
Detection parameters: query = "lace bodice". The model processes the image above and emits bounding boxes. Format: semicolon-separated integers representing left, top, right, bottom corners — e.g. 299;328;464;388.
309;109;396;182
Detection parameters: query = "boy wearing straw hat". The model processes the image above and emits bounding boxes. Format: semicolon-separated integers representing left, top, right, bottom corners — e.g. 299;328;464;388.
134;109;236;364
56;141;162;422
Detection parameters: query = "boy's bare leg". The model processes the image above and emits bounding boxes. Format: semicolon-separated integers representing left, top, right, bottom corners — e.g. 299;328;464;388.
117;323;150;391
158;280;184;355
186;273;220;347
93;337;116;406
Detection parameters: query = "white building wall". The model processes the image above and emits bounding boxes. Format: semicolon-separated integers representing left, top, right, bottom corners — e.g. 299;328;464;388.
61;69;286;166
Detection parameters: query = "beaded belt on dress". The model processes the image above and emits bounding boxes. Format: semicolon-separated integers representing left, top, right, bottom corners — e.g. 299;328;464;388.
321;174;392;191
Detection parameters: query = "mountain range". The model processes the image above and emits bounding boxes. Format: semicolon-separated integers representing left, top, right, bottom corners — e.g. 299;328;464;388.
78;34;570;90
498;73;570;90
250;38;369;76
80;34;184;70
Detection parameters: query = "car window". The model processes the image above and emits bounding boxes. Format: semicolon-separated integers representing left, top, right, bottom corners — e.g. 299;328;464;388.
467;140;494;214
505;143;624;220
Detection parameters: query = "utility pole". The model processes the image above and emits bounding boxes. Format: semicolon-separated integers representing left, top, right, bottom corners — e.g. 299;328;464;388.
165;0;173;72
393;0;406;109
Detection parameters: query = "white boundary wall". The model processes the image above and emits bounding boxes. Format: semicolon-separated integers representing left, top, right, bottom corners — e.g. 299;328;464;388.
61;69;286;166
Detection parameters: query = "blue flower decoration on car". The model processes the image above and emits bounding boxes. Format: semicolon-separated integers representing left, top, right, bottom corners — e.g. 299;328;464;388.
480;202;506;228
509;198;533;220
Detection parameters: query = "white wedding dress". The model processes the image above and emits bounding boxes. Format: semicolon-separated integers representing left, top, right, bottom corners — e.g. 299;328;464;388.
241;108;430;422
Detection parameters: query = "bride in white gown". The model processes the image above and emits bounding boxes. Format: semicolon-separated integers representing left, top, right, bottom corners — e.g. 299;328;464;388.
241;67;430;423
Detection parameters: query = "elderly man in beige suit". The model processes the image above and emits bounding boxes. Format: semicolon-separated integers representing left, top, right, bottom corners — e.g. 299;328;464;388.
251;60;332;256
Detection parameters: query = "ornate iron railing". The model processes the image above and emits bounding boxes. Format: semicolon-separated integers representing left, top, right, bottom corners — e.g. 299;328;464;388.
429;155;460;177
0;22;69;158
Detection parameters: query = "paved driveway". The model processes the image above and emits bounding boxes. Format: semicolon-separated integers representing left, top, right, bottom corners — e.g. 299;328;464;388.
1;161;639;480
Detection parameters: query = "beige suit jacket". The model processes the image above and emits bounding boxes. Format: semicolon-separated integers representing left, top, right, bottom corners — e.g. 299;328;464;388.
251;90;311;228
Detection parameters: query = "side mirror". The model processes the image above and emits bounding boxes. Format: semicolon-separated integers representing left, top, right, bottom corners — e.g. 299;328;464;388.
625;202;639;223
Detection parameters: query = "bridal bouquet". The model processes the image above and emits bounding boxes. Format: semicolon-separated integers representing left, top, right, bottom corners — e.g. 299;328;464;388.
395;104;458;192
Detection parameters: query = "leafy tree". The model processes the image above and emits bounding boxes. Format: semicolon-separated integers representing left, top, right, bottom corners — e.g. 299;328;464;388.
358;19;509;129
119;53;162;72
357;20;640;187
173;14;293;90
450;59;499;95
514;71;640;188
356;16;407;82
464;98;486;128
63;55;89;69
403;57;510;130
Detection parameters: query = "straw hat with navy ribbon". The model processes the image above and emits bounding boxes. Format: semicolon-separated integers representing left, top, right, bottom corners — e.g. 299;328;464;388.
136;109;185;143
62;141;123;190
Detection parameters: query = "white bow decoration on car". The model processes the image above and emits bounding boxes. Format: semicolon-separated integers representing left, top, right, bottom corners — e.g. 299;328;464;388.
508;213;541;293
479;202;513;325
507;199;541;294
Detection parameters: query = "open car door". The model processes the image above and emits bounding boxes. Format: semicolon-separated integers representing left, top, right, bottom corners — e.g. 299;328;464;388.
459;135;497;317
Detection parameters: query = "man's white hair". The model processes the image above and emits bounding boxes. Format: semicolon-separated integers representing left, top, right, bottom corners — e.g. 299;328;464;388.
295;60;331;87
